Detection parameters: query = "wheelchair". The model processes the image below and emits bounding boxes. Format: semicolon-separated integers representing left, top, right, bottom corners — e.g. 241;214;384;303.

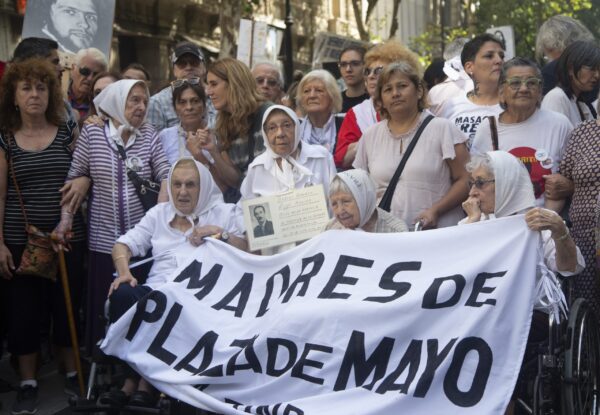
514;289;600;414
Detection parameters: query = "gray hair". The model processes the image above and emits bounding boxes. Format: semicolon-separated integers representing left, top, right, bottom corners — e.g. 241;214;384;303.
75;47;108;69
535;15;594;60
498;58;542;110
465;154;495;177
443;38;469;61
328;176;352;196
296;69;343;114
251;61;284;87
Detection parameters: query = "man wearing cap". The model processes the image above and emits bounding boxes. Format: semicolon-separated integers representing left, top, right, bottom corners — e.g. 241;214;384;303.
147;41;216;131
68;47;107;122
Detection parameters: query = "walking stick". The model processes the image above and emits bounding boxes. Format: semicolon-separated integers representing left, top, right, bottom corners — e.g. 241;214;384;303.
57;247;85;396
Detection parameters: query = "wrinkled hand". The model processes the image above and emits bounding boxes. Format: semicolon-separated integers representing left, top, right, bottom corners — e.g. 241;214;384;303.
462;197;482;223
415;207;439;230
0;243;15;279
83;115;106;127
60;176;90;213
108;272;137;297
525;207;567;238
51;218;72;252
188;128;218;155
543;174;573;200
188;225;224;247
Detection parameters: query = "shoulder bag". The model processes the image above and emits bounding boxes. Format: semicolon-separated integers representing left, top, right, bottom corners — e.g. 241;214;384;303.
378;114;434;212
114;143;160;211
488;115;499;151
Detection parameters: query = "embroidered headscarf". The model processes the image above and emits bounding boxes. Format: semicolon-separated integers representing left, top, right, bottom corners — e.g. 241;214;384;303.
334;169;377;228
488;151;536;218
166;158;225;226
261;105;313;189
93;79;149;139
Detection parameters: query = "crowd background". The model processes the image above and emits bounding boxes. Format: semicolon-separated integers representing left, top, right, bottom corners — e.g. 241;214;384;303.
0;5;599;415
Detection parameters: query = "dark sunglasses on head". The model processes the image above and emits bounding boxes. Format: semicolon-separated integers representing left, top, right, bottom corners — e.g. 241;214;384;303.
363;66;384;77
171;77;201;90
79;66;100;78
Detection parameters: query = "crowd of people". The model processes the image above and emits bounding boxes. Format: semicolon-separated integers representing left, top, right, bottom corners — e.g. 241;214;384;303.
0;13;599;415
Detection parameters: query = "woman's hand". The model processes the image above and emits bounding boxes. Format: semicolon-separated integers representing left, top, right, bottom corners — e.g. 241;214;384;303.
543;174;574;200
462;197;482;223
108;272;137;297
0;243;15;279
415;207;439;230
51;216;73;252
60;176;91;213
188;225;224;247
189;128;218;156
524;207;566;237
83;115;106;127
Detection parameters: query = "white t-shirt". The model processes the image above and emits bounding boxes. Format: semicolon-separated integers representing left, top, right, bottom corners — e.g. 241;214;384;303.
471;109;573;205
428;73;473;116
541;86;595;127
353;111;467;229
440;93;502;149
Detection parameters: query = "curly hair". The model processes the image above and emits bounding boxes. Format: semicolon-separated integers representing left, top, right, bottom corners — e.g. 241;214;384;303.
374;62;429;120
535;15;594;60
208;58;265;151
364;40;422;76
0;58;64;132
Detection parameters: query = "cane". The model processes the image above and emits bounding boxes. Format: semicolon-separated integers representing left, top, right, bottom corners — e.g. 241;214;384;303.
57;247;85;396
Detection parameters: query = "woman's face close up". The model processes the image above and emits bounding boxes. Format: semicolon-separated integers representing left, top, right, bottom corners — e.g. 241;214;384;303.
206;72;229;112
124;84;149;128
264;111;296;157
301;79;332;116
466;41;505;85
14;78;49;118
175;87;205;127
500;66;542;113
330;191;361;229
468;166;496;215
380;73;421;118
171;165;200;216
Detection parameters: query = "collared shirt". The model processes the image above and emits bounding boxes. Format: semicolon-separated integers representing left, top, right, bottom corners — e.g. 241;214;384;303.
68;83;90;120
147;86;217;132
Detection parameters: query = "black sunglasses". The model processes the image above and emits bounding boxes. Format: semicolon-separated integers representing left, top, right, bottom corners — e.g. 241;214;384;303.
78;66;100;78
468;178;495;189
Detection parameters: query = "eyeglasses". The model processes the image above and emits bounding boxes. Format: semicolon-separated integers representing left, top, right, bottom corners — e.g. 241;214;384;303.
78;66;100;78
256;77;279;87
363;66;384;77
338;60;363;70
468;178;495;189
264;121;294;135
171;77;201;90
504;77;542;91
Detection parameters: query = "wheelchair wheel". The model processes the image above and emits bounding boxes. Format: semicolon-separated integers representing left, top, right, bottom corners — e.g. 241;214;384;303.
563;298;600;415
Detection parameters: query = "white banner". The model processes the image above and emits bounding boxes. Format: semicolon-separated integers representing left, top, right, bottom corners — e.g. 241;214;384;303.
102;215;539;415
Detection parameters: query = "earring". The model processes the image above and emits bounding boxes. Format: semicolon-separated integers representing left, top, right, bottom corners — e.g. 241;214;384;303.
15;105;19;112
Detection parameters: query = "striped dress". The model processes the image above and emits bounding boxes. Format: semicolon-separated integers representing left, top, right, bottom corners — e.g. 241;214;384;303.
67;121;170;254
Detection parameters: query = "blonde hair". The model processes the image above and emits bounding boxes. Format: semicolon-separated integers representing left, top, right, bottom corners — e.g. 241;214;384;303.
364;40;422;76
296;69;343;114
208;58;265;151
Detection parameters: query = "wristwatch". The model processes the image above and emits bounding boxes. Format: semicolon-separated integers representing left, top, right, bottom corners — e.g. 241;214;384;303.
220;231;230;243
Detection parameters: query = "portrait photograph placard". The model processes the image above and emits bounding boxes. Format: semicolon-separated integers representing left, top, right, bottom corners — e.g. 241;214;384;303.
242;185;330;251
22;0;115;57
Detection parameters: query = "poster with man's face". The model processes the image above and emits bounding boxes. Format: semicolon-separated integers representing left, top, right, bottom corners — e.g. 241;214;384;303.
21;0;115;57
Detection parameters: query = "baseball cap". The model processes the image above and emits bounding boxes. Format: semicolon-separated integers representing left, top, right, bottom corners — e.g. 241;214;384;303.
171;42;204;64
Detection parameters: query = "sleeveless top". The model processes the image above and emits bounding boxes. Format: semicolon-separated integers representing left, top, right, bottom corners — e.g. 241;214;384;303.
0;121;86;245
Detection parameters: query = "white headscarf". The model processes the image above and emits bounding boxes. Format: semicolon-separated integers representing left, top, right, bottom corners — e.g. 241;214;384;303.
93;79;149;139
334;169;377;228
261;105;313;189
488;151;535;218
166;158;225;226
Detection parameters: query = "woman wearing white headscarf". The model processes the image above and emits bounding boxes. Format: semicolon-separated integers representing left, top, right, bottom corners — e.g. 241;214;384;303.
326;169;408;232
462;151;585;415
63;79;171;352
99;158;245;408
240;104;336;253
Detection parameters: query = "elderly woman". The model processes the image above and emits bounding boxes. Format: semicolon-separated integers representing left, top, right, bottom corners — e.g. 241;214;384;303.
354;62;470;230
472;58;573;206
205;58;272;201
326;169;407;232
240;104;336;254
61;79;171;353
461;150;584;414
440;34;505;148
541;40;600;126
0;59;86;413
296;69;343;153
334;40;422;169
99;158;245;407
